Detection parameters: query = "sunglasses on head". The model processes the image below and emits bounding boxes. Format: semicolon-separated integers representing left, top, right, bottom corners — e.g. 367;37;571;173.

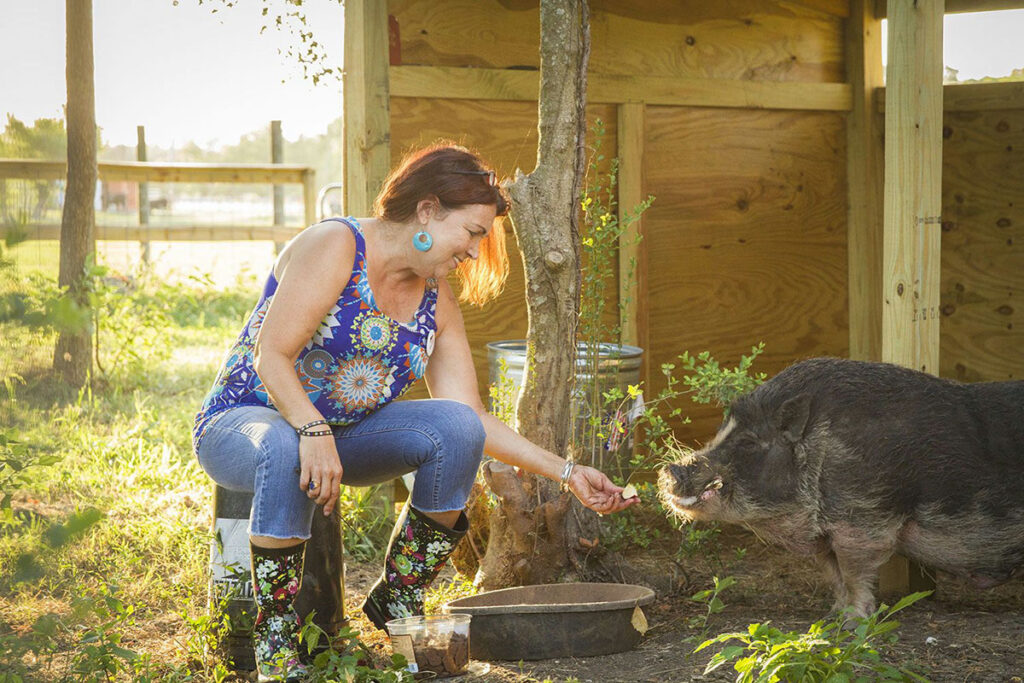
453;169;497;187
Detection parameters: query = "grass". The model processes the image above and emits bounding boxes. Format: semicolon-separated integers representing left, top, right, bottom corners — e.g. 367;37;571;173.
0;256;431;680
0;255;263;679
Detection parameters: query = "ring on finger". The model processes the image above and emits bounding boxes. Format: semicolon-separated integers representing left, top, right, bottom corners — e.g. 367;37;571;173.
308;481;318;492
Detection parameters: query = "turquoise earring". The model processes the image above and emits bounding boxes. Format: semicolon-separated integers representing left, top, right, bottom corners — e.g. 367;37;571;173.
413;231;433;252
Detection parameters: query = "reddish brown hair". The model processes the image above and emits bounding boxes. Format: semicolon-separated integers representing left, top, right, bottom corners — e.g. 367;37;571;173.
374;143;510;306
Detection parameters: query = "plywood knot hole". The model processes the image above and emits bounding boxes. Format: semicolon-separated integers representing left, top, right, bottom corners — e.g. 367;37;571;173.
685;35;696;46
996;120;1010;133
997;305;1014;316
943;126;953;139
896;283;905;296
941;304;956;317
997;217;1012;228
736;198;749;212
941;221;955;232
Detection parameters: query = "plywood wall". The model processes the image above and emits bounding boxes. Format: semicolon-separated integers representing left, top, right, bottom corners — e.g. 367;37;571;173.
645;106;849;440
940;108;1024;381
388;97;619;401
390;0;844;82
387;0;852;442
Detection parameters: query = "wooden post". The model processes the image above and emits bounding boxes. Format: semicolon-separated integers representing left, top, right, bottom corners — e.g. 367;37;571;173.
137;125;150;264
845;0;884;362
878;0;944;598
617;102;645;353
271;120;286;252
343;0;391;216
302;168;317;232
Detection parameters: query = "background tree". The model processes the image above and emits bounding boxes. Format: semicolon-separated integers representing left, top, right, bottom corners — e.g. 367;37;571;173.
0;116;67;224
54;0;97;387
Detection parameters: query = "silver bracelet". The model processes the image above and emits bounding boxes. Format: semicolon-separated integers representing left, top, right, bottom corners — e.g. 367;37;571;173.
558;460;575;493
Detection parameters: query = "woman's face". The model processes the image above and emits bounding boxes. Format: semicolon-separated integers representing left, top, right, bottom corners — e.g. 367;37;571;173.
419;203;497;279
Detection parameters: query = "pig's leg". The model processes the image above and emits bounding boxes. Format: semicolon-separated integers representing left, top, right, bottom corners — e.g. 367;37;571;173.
830;545;892;620
815;549;850;615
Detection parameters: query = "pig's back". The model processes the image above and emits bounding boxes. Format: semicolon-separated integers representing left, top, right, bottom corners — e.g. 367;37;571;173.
766;358;1024;511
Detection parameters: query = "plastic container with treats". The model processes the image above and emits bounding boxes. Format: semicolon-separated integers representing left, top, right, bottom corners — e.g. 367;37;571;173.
386;614;471;678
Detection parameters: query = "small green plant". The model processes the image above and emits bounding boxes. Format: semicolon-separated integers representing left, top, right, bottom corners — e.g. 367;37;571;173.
488;357;518;428
300;620;413;682
678;344;768;411
696;591;932;682
688;575;736;643
0;430;60;527
574;119;653;473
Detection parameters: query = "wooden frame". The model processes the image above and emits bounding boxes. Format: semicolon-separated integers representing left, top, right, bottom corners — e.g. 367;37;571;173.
0;159;318;241
391;66;853;112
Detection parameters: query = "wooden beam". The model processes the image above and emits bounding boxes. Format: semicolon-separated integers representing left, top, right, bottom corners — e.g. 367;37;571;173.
879;81;1024;112
343;0;391;216
876;0;1024;16
390;65;853;111
99;162;310;184
617;102;645;351
0;159;312;184
879;0;944;599
846;0;885;362
6;224;306;242
780;0;851;17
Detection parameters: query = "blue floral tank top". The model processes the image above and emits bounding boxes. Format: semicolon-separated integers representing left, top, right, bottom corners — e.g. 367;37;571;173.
193;217;438;449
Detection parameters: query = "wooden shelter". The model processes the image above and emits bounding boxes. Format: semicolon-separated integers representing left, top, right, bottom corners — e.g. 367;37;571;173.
342;0;1023;592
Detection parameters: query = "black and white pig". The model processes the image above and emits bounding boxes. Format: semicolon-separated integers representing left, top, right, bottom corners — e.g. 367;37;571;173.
659;357;1024;618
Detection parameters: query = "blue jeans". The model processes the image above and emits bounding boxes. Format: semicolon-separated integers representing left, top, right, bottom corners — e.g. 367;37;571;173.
195;400;486;540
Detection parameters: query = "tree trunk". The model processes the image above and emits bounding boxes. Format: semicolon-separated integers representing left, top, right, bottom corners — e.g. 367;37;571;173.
476;0;590;590
54;0;96;387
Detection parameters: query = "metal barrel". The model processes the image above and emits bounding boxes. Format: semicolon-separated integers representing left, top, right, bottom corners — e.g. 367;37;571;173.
209;485;346;671
486;340;644;477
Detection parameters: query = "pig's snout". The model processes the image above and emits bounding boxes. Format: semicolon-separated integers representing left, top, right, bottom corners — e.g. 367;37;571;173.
658;457;725;521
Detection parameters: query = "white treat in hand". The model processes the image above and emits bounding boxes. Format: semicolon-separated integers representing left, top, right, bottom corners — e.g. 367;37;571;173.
621;483;639;500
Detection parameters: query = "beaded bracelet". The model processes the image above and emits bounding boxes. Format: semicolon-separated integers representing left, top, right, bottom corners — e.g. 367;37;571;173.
299;429;333;438
295;419;331;437
558;460;575;493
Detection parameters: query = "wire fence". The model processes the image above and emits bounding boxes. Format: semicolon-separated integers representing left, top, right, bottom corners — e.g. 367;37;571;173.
0;160;321;288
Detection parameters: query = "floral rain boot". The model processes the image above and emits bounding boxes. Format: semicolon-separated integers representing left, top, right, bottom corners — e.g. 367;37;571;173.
362;504;468;630
250;542;308;681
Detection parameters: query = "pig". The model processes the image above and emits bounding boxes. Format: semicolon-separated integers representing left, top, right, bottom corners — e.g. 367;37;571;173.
659;357;1024;618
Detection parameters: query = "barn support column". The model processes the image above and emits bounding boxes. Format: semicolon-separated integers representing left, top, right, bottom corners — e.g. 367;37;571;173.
846;0;884;362
878;0;944;599
343;0;391;216
617;102;647;356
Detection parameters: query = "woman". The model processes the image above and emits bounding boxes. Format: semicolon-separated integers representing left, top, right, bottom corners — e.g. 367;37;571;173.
193;143;637;679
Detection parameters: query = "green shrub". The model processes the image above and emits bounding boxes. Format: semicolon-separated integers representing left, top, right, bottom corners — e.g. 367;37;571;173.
696;592;931;682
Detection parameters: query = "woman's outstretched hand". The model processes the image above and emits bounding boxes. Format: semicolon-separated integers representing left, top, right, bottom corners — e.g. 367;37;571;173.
568;464;639;515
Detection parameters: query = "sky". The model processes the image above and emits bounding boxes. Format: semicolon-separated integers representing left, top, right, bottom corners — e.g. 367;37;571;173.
1;0;344;148
2;2;1023;150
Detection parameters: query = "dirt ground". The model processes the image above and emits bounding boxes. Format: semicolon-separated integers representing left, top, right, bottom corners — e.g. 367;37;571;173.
347;527;1024;683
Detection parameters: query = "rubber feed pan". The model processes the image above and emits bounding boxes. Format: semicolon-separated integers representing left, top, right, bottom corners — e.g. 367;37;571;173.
443;582;655;661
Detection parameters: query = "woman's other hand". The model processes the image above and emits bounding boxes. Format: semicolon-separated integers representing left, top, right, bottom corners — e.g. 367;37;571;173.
298;436;344;515
568;464;638;515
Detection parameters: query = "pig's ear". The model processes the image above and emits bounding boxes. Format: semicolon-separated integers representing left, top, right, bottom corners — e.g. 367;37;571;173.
776;394;811;443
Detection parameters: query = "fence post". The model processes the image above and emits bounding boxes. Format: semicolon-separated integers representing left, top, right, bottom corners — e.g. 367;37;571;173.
303;169;317;230
271;120;285;253
137;125;150;264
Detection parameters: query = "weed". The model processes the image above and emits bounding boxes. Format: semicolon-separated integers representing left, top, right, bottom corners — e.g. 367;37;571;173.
299;620;413;682
688;575;737;643
695;591;932;682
